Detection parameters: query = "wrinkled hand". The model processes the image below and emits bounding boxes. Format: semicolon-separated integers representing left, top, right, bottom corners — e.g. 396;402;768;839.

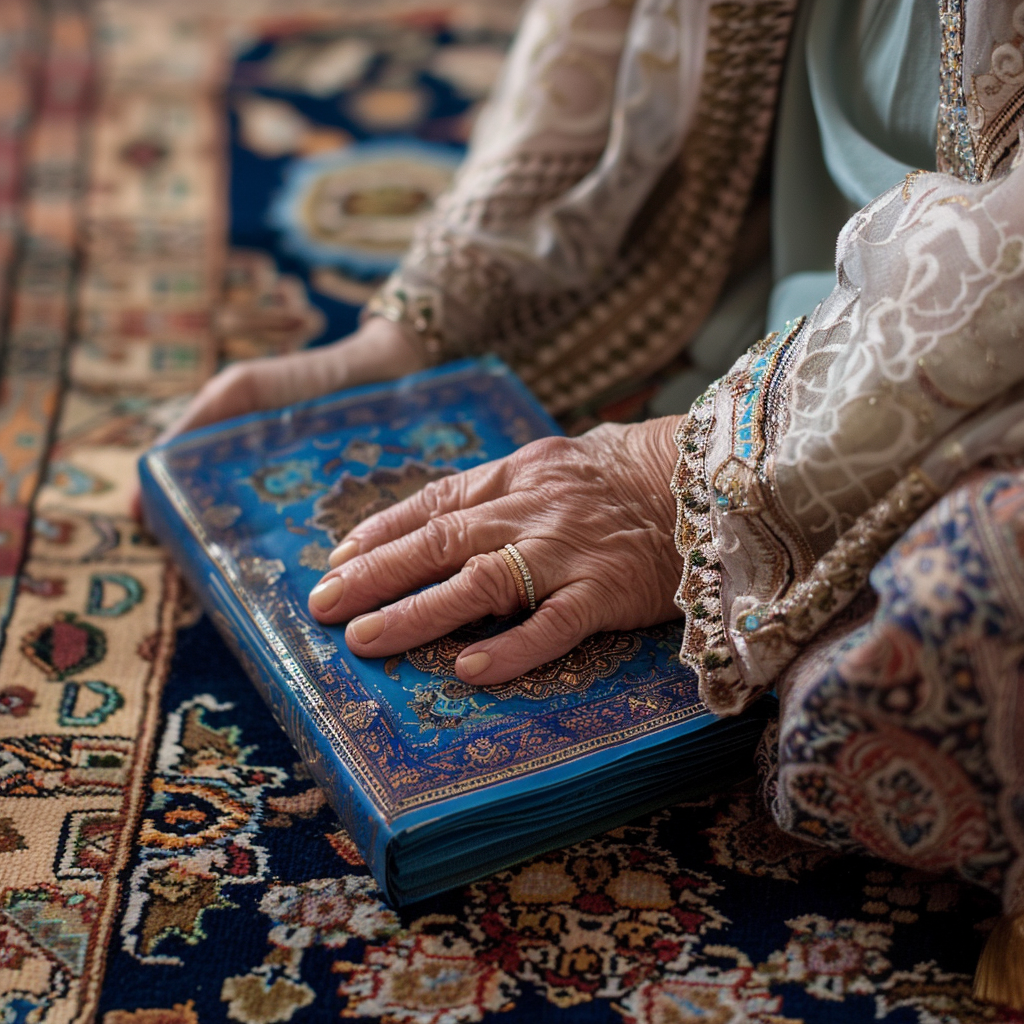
155;317;426;445
307;417;684;686
133;318;427;522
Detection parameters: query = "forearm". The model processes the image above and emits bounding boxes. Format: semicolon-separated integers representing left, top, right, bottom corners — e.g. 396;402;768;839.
370;0;714;366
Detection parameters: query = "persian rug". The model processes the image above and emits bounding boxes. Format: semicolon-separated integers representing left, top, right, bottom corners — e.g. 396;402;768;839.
0;1;1016;1022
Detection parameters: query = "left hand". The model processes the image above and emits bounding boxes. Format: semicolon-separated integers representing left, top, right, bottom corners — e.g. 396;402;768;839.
307;416;684;686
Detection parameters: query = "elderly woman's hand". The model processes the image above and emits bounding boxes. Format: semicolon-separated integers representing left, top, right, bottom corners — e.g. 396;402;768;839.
132;318;427;524
307;416;684;686
156;317;426;444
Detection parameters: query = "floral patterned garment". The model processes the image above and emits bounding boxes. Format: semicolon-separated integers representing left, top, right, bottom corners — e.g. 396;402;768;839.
770;469;1024;916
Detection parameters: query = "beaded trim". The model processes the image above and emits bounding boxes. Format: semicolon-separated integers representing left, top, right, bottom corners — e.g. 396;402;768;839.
711;323;800;517
670;320;802;714
937;0;976;181
670;379;738;704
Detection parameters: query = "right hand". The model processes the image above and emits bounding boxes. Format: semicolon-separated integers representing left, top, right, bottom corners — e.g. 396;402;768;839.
156;316;428;446
306;417;685;685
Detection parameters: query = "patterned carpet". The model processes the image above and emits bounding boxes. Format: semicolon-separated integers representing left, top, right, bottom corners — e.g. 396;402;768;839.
0;1;1015;1021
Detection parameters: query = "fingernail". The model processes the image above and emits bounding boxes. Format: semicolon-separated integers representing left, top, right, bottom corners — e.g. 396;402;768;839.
329;540;359;568
309;576;344;611
458;651;492;678
348;611;385;644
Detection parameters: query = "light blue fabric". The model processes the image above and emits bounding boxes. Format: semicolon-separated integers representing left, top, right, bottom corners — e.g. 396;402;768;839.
808;0;940;209
765;271;837;338
656;0;943;406
768;0;940;334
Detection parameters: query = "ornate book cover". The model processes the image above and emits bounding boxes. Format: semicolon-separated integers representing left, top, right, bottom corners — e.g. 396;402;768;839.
139;357;772;905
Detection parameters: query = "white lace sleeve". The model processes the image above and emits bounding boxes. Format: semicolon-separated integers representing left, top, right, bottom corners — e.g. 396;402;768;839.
673;160;1024;716
368;0;713;363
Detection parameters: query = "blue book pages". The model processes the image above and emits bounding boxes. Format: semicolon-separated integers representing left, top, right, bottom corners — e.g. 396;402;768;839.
140;357;771;905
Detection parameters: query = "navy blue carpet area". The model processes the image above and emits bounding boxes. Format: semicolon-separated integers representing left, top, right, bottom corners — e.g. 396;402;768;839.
97;616;1004;1023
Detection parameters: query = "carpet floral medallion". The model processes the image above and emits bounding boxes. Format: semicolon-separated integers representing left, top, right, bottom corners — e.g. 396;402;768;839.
0;1;1016;1022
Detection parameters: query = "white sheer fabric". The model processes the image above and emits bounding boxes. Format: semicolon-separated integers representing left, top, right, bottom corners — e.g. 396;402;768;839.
371;0;712;360
464;0;711;287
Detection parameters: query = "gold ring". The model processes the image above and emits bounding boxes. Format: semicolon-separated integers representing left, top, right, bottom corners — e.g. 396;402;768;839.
499;547;528;609
500;543;536;611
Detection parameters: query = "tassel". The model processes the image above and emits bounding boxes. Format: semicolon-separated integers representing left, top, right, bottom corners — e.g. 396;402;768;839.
974;913;1024;1009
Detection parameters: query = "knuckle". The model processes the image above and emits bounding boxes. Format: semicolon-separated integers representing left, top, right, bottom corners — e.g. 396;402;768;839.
512;432;569;471
401;590;435;630
586;421;619;442
421;515;465;567
511;436;584;491
516;435;570;467
461;554;513;614
421;518;450;565
419;474;456;517
537;597;588;643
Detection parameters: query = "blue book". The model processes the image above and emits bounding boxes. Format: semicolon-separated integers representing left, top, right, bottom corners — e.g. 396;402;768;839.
139;357;772;905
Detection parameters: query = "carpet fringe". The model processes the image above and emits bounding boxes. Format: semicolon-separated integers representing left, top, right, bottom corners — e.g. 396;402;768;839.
974;912;1024;1009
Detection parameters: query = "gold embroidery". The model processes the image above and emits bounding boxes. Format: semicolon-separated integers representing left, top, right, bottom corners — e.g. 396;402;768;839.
401;620;660;700
146;449;710;819
670;320;803;715
964;3;1024;180
939;0;1024;182
670;382;738;701
901;170;927;202
310;462;456;544
735;469;940;644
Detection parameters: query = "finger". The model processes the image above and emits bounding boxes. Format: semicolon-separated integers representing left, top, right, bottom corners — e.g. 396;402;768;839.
310;504;549;623
453;586;595;686
329;462;509;568
341;550;526;656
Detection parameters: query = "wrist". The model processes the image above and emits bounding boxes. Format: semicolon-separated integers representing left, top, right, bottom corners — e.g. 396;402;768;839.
343;316;430;382
640;415;688;540
649;415;687;478
362;283;446;366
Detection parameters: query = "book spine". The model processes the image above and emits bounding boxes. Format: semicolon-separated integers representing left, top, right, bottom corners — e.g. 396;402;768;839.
138;453;397;901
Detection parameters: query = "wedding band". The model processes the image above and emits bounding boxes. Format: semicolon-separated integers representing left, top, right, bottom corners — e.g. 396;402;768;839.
499;548;528;609
499;543;536;611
